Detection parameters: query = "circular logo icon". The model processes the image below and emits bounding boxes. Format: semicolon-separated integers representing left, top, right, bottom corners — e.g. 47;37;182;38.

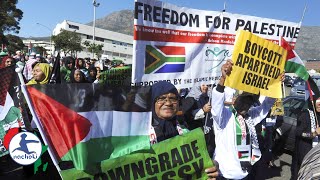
9;132;42;165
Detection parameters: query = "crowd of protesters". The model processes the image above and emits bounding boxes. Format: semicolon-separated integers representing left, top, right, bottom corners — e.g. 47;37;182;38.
0;50;129;85
0;49;318;180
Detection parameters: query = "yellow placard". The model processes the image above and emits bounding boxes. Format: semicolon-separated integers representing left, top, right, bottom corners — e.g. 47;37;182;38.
225;30;287;98
270;98;284;116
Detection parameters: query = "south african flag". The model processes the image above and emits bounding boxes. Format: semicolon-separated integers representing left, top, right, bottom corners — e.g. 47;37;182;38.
145;45;185;74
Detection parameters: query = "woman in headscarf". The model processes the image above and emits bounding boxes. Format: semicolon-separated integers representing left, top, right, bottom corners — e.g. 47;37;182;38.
69;69;88;83
86;66;97;83
60;56;75;83
183;84;215;158
291;96;320;179
151;81;219;179
76;58;88;77
151;81;184;142
25;63;60;179
185;84;213;129
27;63;52;85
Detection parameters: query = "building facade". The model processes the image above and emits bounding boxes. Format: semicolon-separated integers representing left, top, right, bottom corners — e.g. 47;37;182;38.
22;39;53;56
53;20;133;64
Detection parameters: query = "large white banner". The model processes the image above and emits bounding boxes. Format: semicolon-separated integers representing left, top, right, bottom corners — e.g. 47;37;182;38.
132;0;301;88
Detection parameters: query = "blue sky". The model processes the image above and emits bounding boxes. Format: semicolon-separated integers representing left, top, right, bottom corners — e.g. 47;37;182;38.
17;0;320;37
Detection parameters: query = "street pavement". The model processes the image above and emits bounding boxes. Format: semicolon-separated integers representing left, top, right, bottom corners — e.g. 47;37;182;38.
265;152;292;180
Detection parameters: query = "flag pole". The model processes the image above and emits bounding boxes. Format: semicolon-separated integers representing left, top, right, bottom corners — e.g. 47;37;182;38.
15;66;62;173
300;3;308;24
282;82;286;97
222;1;227;12
204;84;215;134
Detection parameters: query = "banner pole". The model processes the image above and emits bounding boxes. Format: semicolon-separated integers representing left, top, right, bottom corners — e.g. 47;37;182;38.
300;3;307;24
282;82;286;97
15;66;62;173
204;84;215;134
222;1;227;12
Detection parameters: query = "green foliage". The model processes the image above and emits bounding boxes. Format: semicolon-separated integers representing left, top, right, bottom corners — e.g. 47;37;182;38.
0;0;23;44
52;30;82;57
33;46;47;56
83;40;104;59
5;34;25;54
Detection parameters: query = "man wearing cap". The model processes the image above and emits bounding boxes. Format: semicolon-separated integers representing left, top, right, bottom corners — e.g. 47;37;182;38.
23;52;37;81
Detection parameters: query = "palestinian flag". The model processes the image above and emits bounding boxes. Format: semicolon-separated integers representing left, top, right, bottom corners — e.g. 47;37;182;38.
305;76;320;112
145;45;185;74
26;84;152;177
238;151;250;159
0;67;27;157
280;37;309;81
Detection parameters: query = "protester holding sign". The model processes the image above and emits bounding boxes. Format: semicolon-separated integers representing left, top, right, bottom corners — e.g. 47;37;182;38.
224;30;287;98
211;60;284;179
150;81;219;179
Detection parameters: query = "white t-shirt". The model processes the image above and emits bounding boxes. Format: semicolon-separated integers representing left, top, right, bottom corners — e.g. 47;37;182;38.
224;86;236;103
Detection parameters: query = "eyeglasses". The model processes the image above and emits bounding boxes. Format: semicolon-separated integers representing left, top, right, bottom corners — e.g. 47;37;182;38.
156;96;179;104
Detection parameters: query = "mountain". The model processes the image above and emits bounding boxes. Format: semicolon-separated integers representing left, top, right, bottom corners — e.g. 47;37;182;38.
89;10;320;60
87;10;134;36
294;26;320;60
20;36;51;42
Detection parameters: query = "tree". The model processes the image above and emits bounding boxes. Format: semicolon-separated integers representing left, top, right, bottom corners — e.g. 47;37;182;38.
0;0;23;45
83;41;104;59
5;34;25;54
33;46;47;56
51;29;82;57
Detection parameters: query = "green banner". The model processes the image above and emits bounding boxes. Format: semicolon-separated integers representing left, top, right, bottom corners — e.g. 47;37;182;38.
99;66;132;86
60;128;213;179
